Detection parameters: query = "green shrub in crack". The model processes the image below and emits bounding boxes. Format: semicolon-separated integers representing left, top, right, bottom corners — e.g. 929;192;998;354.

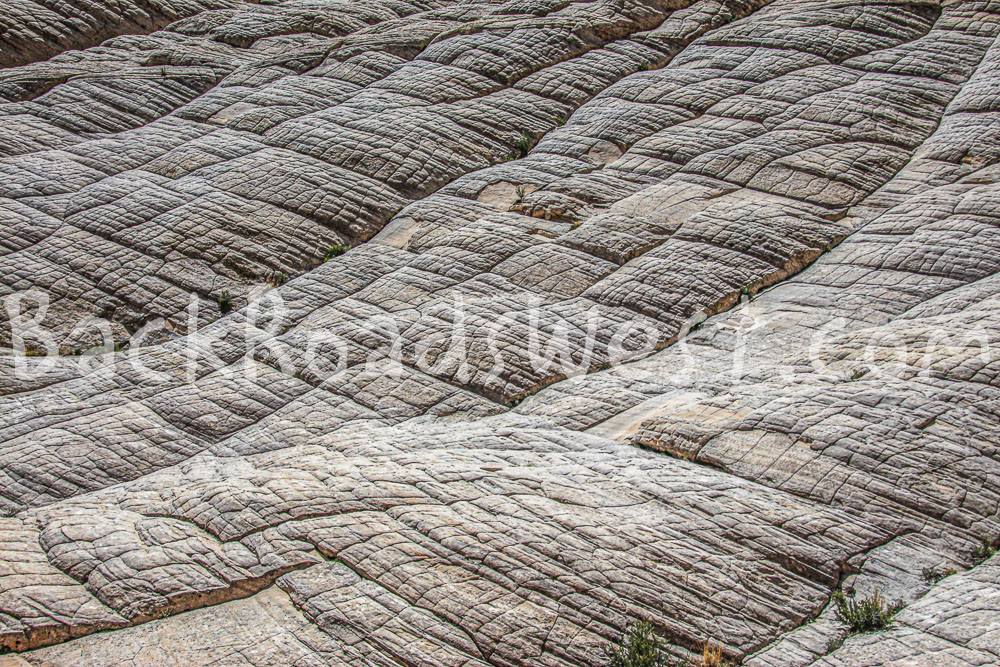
514;131;532;158
218;290;232;314
832;589;904;634
324;242;349;261
603;621;666;667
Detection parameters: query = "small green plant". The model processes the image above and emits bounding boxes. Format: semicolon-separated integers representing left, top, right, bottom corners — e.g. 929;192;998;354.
556;116;567;126
69;341;122;356
603;621;665;667
921;566;958;583
971;539;996;566
218;290;232;314
847;367;869;382
324;242;349;261
514;131;532;158
514;184;528;204
832;589;903;635
267;270;289;287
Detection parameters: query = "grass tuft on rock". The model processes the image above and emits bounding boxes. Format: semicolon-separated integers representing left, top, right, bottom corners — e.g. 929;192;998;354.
971;539;996;566
700;641;732;667
514;131;532;158
921;566;958;583
602;622;731;667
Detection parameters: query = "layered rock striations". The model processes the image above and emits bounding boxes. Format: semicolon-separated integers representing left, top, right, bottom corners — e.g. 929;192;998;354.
1;0;999;664
0;0;249;69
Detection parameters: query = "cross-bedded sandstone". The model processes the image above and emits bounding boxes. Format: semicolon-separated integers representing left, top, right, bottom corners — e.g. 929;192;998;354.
1;0;999;664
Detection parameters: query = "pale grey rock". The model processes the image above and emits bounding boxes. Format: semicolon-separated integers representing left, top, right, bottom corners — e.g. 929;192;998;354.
1;0;1000;664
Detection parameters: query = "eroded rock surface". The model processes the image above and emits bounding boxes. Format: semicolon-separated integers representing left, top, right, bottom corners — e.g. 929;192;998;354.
0;0;248;69
1;0;999;664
